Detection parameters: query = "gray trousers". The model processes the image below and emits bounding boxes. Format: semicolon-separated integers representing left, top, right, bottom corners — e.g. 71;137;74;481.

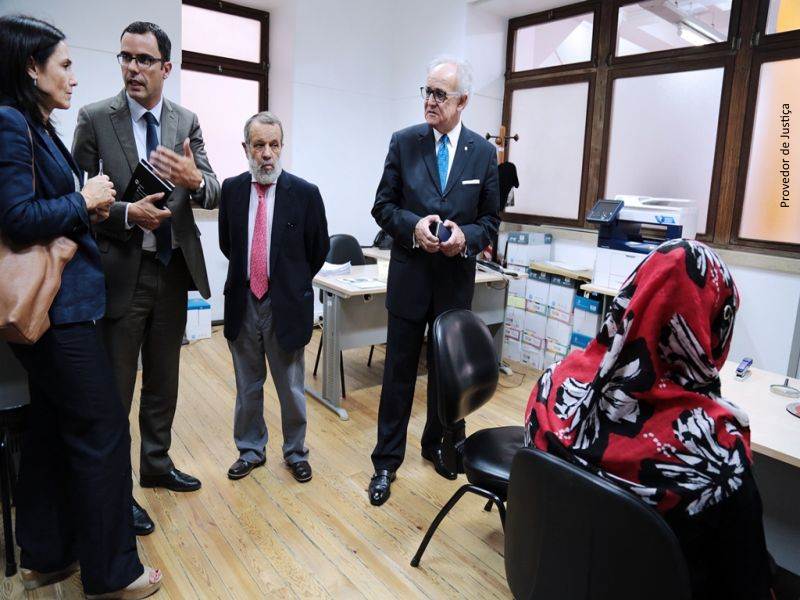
228;292;308;464
101;251;190;476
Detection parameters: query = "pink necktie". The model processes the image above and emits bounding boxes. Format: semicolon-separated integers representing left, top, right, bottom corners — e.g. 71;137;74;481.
250;182;270;299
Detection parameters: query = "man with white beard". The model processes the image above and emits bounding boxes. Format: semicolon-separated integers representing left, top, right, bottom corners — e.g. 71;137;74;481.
218;111;329;482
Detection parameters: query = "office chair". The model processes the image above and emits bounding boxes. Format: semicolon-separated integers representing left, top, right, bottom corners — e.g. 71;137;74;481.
504;447;691;600
312;234;375;397
411;309;525;567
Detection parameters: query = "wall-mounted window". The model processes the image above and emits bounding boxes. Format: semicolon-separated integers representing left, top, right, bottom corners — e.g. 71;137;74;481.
501;1;798;256
616;1;733;57
181;0;268;183
513;13;595;71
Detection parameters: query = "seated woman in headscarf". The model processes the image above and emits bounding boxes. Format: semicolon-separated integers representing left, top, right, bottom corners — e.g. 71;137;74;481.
524;239;772;600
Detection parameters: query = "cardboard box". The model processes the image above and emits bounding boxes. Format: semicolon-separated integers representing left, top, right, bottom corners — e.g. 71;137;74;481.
570;332;593;355
573;294;602;338
523;309;547;348
545;317;573;348
506;232;553;267
505;307;525;330
507;265;528;297
525;269;550;307
547;274;578;314
544;346;567;368
521;344;545;370
503;335;522;363
186;298;211;340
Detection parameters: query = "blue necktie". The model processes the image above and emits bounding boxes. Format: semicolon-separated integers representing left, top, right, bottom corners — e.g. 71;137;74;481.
144;111;172;265
437;133;449;193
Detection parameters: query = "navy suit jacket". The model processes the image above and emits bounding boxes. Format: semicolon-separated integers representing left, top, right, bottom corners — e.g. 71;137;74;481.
219;170;329;352
372;123;500;321
0;104;105;325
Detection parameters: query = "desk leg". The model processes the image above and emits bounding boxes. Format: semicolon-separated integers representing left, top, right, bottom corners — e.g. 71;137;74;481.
305;292;349;421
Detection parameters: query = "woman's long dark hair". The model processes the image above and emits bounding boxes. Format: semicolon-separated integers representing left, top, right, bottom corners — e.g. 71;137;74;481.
0;15;66;127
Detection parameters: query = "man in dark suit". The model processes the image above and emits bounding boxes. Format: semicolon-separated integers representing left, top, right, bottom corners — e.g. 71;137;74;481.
72;22;220;533
368;57;500;506
219;112;329;483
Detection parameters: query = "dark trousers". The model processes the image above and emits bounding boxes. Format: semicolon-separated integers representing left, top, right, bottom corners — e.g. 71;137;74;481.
371;310;465;472
101;250;190;476
9;323;142;594
664;471;773;600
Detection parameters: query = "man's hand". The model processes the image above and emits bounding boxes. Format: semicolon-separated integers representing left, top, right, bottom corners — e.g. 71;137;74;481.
90;205;111;224
439;220;466;257
127;192;170;231
415;215;441;253
149;138;203;191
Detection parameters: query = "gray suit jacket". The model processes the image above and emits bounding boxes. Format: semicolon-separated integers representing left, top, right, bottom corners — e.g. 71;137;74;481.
72;89;220;318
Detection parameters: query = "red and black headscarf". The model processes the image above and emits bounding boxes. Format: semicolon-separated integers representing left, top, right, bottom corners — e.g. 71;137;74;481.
525;239;749;515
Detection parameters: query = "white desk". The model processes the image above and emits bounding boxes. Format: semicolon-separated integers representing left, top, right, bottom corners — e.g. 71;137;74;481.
309;262;508;420
720;362;800;468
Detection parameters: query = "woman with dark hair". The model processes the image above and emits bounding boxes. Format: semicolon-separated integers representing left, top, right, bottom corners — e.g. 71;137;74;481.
525;239;773;599
0;14;162;599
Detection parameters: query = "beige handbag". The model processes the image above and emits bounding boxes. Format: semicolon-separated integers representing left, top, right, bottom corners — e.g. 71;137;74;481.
0;110;78;344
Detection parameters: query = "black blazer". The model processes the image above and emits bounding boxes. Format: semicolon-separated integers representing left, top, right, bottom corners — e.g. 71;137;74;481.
0;104;105;325
372;123;500;321
219;170;329;352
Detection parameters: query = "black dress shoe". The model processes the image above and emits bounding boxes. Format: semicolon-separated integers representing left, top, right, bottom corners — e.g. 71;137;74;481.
228;457;266;480
132;499;155;536
421;446;457;480
368;470;396;506
287;460;312;483
140;468;202;492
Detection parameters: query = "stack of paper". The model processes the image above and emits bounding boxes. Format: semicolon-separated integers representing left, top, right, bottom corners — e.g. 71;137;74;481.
320;261;351;276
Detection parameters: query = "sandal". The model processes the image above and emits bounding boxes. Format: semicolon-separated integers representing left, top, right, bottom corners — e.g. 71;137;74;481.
85;566;163;600
20;560;80;590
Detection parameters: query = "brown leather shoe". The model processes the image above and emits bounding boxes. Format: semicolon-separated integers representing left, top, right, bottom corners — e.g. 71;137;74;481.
20;561;79;591
227;457;266;480
85;566;162;599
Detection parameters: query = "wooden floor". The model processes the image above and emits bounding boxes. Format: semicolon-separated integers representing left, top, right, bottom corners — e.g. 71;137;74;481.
2;327;535;599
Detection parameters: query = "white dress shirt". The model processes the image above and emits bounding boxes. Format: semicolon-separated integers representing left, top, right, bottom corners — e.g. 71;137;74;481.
124;94;176;251
412;120;465;252
246;170;280;279
432;119;462;185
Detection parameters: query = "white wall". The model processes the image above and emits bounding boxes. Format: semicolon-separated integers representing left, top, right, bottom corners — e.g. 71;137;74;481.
266;0;507;246
0;0;182;150
502;224;800;375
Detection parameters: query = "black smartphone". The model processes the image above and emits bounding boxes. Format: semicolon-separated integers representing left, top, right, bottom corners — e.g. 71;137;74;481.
429;221;452;243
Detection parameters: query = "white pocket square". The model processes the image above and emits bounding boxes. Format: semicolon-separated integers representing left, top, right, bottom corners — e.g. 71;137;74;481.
462;179;480;185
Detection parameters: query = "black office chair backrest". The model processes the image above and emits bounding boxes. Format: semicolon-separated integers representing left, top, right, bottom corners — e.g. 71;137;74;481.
505;447;691;600
433;309;499;426
327;234;365;266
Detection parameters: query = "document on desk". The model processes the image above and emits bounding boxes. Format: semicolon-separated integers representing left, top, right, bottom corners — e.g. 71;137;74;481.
338;277;382;290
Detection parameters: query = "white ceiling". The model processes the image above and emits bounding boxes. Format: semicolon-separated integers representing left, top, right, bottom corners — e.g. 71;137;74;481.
468;0;578;19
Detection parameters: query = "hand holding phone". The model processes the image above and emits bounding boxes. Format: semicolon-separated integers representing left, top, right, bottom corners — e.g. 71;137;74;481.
429;221;452;243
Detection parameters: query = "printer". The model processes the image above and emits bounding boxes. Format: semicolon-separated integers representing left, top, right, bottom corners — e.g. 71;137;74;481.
590;195;698;290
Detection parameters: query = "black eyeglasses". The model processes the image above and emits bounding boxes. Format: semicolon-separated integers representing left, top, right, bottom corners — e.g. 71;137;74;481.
116;52;165;68
420;86;461;104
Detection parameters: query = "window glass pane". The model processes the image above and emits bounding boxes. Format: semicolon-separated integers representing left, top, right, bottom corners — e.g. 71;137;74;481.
180;70;259;183
182;5;261;62
616;1;731;57
605;68;724;234
513;13;593;71
506;82;589;220
766;0;800;35
739;58;800;244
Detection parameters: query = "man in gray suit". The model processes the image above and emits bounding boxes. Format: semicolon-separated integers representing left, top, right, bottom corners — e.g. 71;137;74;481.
73;21;219;534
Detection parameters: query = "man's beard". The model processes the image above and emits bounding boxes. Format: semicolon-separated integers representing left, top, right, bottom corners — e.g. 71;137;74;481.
248;156;281;185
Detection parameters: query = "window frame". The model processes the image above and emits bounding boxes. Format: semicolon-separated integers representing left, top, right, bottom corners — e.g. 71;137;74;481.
501;0;799;257
501;73;596;228
730;43;800;253
181;0;269;111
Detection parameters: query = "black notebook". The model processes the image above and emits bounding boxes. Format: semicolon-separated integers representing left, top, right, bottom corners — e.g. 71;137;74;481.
121;159;175;207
